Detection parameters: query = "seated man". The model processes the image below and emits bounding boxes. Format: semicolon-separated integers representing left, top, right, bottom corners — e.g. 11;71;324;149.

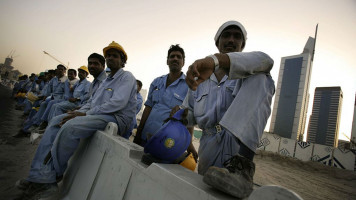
47;54;107;119
45;66;91;123
15;41;137;199
182;21;275;198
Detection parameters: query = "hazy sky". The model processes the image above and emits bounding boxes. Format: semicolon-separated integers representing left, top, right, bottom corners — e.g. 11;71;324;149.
1;0;355;140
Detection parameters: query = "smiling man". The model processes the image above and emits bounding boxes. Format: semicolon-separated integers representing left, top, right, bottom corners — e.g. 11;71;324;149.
181;21;275;198
134;44;195;156
15;42;137;199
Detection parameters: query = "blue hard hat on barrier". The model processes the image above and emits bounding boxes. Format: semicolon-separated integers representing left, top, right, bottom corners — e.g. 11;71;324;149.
144;109;191;162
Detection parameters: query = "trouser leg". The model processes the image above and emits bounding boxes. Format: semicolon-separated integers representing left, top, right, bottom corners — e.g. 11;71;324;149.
51;115;117;176
26;114;68;183
219;74;275;152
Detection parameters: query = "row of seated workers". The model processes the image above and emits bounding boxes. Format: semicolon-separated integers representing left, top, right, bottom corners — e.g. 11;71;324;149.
12;20;276;199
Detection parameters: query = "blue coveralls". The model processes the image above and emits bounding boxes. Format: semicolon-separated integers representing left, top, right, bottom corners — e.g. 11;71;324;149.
122;92;143;139
141;73;188;144
26;68;137;183
47;78;91;121
183;51;275;175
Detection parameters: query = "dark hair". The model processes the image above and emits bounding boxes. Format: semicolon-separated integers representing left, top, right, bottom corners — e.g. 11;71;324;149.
167;44;185;60
48;70;56;74
57;64;66;70
88;53;105;66
68;69;77;75
119;51;126;68
136;80;142;88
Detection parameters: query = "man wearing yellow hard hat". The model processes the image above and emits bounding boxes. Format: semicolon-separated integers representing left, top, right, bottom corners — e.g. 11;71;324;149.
15;41;137;199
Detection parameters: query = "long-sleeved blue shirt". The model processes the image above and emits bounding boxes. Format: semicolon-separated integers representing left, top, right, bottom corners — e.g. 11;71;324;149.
79;68;137;134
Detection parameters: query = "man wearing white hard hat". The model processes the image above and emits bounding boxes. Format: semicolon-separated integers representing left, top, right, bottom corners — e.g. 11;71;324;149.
15;41;137;199
181;20;275;198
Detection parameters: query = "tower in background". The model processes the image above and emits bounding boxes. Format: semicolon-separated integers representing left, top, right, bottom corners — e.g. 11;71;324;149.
351;93;356;144
269;27;317;140
307;87;343;147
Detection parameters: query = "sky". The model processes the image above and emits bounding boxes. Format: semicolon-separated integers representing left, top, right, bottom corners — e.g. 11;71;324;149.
1;0;355;141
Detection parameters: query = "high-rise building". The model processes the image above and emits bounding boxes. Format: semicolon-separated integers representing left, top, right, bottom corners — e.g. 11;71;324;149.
269;36;315;140
307;87;343;147
351;94;356;144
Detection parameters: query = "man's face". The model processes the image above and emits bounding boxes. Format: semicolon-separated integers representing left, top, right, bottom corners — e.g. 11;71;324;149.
78;70;87;80
136;81;142;93
217;26;244;53
68;70;76;80
105;49;122;71
167;51;184;73
56;66;66;77
88;58;104;77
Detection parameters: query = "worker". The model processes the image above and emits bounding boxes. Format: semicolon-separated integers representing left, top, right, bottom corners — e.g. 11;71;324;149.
133;44;197;159
15;42;137;199
47;54;107;118
179;20;275;198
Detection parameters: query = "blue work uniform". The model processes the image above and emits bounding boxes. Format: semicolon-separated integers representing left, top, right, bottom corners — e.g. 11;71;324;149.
27;68;137;183
47;78;91;121
122;92;143;139
183;51;275;175
141;73;188;142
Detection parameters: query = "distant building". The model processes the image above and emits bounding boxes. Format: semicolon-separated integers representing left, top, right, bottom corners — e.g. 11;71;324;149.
269;36;315;140
307;87;343;147
351;94;356;144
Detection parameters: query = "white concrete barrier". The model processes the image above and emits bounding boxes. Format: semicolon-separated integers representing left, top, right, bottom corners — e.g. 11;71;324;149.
332;148;356;171
311;144;333;166
294;141;313;161
264;133;281;153
278;138;296;157
59;122;236;200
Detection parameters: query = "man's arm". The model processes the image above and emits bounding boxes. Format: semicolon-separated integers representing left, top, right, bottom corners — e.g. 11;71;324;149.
186;51;273;90
133;106;152;145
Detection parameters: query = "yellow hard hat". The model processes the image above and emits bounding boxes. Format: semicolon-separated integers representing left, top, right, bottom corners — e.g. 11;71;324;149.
78;66;89;74
27;92;39;102
180;153;197;171
103;41;128;61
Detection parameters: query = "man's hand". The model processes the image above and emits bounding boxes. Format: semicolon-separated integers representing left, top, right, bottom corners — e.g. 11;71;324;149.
59;111;86;127
68;97;77;103
133;127;143;146
186;57;215;91
187;143;198;162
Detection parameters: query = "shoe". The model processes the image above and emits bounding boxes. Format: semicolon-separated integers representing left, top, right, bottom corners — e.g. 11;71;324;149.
15;179;32;190
28;125;39;132
38;121;48;131
23;182;58;199
203;154;255;199
12;130;30;138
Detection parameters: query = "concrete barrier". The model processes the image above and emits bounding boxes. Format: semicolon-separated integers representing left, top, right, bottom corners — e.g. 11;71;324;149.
294;141;313;161
278;138;296;157
332;147;356;171
264;133;281;153
311;144;333;166
59;122;236;200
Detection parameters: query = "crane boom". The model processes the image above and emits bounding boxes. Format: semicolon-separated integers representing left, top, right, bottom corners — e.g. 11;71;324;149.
43;51;69;68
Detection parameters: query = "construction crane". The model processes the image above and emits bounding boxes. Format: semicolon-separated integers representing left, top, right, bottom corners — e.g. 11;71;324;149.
7;50;19;59
43;51;69;68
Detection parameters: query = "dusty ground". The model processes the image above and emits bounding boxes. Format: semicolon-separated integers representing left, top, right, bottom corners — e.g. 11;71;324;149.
1;84;356;200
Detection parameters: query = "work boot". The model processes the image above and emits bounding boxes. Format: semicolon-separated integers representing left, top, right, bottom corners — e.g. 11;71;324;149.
38;121;48;131
28;125;39;132
12;130;30;138
23;182;58;199
203;154;255;199
15;179;32;190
